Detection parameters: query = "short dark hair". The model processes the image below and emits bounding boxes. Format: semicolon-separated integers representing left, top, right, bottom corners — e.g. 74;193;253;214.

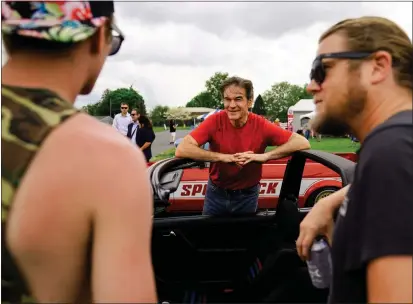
120;102;129;107
220;76;254;100
131;108;139;113
2;15;113;56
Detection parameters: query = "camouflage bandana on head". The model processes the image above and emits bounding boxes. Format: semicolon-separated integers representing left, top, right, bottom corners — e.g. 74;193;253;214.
1;1;108;43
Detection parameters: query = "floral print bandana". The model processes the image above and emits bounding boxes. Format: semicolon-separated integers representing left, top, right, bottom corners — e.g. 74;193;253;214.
1;1;113;43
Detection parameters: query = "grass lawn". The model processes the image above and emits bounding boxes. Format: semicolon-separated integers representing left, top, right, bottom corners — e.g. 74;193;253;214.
150;147;177;162
153;126;191;133
267;137;360;153
150;137;359;162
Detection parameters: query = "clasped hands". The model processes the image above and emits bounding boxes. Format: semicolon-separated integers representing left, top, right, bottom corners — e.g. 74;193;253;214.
219;151;269;166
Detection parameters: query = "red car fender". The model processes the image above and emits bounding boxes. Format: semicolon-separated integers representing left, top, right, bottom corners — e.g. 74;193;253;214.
150;153;356;213
301;178;342;205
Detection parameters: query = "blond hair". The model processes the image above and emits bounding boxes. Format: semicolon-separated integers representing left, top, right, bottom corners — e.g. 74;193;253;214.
320;16;412;90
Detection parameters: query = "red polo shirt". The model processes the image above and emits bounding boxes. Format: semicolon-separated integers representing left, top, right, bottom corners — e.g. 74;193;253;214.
190;111;293;190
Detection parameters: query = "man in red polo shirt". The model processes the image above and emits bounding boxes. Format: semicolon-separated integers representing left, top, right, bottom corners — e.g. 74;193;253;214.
175;76;310;215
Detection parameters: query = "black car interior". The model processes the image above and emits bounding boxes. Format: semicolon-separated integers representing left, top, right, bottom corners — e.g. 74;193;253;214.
149;150;355;303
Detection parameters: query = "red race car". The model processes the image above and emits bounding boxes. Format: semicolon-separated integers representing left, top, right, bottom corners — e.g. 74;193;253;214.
149;152;357;215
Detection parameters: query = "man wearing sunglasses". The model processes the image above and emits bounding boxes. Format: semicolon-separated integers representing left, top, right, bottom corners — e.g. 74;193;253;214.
2;1;156;303
127;108;141;145
296;16;412;304
113;102;133;136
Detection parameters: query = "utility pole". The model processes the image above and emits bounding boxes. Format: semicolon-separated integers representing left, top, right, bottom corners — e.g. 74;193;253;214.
109;97;112;117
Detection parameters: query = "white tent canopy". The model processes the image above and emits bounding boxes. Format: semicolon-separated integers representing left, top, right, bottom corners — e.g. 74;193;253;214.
197;109;221;120
289;99;315;112
300;111;316;120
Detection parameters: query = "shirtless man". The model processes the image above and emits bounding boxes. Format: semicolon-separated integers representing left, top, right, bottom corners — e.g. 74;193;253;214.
1;2;156;303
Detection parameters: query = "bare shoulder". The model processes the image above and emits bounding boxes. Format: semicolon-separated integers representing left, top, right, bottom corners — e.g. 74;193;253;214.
7;113;153;301
51;113;151;203
13;113;151;222
55;113;145;164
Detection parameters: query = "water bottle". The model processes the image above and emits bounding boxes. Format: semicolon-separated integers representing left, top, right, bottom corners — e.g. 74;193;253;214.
306;237;332;289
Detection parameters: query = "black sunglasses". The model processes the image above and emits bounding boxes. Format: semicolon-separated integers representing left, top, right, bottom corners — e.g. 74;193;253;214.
310;51;374;85
109;22;125;56
121;106;128;109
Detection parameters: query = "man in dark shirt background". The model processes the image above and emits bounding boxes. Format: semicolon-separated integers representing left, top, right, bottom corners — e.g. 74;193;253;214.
296;16;412;304
127;108;140;145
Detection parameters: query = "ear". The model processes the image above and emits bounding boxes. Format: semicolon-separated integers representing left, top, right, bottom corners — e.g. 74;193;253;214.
89;25;107;56
370;50;393;85
247;98;253;108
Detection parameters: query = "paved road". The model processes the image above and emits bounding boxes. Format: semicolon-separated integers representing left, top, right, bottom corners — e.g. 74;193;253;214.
152;129;191;156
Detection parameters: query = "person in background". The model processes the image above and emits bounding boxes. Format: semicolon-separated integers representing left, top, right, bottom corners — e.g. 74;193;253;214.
176;76;310;216
303;123;311;140
137;115;156;162
274;118;280;127
1;1;157;303
312;129;322;141
169;119;177;144
297;16;412;304
112;102;132;135
308;119;321;141
126;108;140;146
349;133;359;146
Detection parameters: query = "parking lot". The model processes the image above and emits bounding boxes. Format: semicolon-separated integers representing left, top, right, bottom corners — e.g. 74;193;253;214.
151;129;191;157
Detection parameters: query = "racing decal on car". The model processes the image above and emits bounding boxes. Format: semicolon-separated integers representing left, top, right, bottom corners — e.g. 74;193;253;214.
174;178;341;199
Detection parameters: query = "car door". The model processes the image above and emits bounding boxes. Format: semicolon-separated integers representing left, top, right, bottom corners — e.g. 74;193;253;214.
151;150;355;303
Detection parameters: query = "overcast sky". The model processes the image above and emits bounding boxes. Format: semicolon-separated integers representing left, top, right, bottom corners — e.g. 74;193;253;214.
2;1;412;111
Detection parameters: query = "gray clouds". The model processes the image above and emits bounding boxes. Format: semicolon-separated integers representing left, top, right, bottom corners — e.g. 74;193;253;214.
115;1;367;40
1;1;410;110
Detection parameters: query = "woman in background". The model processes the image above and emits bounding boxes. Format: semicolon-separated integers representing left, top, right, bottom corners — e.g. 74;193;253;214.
137;115;156;162
169;119;177;144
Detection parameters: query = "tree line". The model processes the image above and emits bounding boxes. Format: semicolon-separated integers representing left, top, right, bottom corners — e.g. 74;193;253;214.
184;72;312;122
83;72;313;126
82;85;147;117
